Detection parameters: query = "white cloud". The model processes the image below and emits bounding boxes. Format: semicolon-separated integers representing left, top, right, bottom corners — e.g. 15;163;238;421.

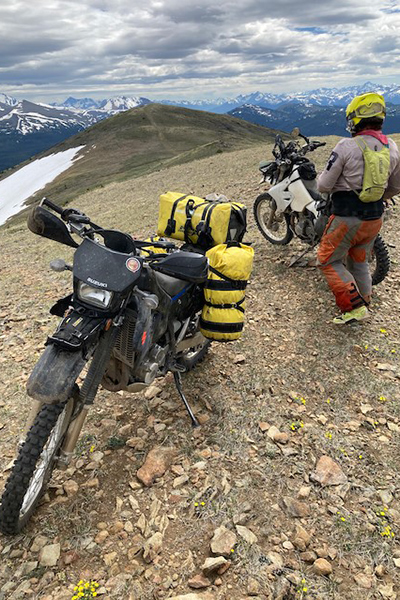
0;0;399;101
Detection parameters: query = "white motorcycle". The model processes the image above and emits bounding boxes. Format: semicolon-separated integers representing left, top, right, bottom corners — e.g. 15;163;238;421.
253;129;390;284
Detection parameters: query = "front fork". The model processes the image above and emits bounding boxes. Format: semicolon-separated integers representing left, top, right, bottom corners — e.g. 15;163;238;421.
21;324;120;468
58;324;120;467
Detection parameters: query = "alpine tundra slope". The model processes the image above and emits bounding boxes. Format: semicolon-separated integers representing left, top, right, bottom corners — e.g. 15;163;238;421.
0;128;400;599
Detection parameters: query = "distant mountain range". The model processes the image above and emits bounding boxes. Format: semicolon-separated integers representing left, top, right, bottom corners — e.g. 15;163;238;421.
228;102;400;137
1;82;400;173
0;103;278;214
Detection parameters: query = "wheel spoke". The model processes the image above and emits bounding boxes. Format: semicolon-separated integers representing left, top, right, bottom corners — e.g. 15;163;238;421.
20;409;66;516
253;193;292;245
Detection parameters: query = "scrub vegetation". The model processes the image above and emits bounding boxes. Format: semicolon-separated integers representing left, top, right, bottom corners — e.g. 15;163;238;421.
0;116;400;599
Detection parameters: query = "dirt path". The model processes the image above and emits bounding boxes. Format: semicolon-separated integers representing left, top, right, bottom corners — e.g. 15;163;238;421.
0;136;400;599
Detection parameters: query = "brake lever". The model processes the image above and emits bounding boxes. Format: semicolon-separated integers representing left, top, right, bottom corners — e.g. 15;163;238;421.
67;213;91;224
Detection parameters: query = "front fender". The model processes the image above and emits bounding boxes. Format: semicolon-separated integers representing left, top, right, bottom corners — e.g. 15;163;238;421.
27;344;86;404
267;179;292;212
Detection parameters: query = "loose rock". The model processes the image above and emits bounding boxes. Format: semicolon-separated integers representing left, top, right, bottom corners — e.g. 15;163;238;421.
235;525;258;544
313;558;333;576
310;455;347;486
210;525;237;557
202;556;228;575
136;446;176;487
143;532;163;563
39;543;61;567
188;574;211;589
63;479;79;497
282;496;310;518
292;524;311;551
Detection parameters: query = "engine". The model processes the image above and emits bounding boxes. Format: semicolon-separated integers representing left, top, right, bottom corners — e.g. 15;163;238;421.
101;308;169;391
290;211;316;244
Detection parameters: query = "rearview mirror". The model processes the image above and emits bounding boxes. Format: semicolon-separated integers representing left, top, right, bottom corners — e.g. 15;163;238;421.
27;206;78;248
291;127;300;138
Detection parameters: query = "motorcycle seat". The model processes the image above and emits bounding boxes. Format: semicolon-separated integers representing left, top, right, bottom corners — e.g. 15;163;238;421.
151;251;208;283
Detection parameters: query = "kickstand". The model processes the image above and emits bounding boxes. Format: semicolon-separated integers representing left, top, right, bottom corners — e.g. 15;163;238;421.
287;244;316;267
173;371;200;428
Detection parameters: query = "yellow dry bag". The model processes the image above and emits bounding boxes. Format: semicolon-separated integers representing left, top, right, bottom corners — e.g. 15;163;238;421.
157;191;247;249
200;243;254;341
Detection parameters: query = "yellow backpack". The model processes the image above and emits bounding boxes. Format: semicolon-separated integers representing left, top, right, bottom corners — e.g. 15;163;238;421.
355;137;390;203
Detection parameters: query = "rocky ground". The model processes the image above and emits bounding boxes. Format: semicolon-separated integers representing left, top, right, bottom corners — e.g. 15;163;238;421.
0;134;400;600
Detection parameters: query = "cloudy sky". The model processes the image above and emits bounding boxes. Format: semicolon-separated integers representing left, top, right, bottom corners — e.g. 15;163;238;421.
1;0;400;102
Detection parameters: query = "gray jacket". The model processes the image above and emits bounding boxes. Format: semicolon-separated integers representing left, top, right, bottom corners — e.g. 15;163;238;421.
317;135;400;199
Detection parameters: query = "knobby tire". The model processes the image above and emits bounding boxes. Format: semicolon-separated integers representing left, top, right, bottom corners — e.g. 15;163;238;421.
253;192;293;245
0;402;69;534
371;234;390;286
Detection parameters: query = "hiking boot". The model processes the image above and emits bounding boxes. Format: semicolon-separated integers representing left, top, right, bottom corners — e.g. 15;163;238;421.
333;305;369;325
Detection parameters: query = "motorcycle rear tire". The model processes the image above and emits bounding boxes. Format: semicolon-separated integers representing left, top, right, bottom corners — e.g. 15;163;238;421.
253;192;293;245
371;234;390;286
0;399;74;534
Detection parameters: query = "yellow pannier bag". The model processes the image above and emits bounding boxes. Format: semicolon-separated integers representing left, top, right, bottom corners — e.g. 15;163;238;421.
200;243;254;341
157;191;247;249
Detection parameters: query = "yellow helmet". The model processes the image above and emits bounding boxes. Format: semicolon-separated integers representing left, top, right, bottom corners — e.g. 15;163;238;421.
346;92;386;132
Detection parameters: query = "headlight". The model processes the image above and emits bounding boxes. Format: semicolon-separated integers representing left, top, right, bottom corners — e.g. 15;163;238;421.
77;282;113;308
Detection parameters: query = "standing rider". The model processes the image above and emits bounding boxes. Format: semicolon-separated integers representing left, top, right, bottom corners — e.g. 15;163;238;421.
317;92;400;324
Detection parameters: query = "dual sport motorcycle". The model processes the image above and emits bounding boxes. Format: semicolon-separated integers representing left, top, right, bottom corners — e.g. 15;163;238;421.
0;198;211;534
253;129;390;284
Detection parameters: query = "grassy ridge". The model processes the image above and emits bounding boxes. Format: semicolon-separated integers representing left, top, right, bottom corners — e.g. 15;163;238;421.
4;103;286;215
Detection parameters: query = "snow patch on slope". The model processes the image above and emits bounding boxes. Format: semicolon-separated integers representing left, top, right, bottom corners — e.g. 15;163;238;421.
0;146;85;226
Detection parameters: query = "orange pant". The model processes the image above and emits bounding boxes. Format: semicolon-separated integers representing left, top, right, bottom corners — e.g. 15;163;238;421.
317;215;383;313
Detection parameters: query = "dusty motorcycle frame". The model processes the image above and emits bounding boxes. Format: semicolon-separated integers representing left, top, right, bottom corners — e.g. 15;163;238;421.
0;198;211;534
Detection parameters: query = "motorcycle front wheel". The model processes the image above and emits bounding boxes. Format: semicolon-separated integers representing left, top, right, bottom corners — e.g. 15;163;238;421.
370;234;390;286
0;398;75;534
253;192;293;245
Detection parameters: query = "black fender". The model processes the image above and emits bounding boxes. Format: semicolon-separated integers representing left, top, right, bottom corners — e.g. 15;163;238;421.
27;343;86;404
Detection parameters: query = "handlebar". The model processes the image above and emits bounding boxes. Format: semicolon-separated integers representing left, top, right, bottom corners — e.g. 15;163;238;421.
41;197;100;229
41;197;63;215
39;197;178;256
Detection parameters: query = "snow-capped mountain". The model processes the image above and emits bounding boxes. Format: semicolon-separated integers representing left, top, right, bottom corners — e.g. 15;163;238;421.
161;82;400;112
0;93;17;106
61;96;101;109
0;100;106;135
229;101;400;136
0;95;151;172
60;95;151;112
0;100;111;173
98;96;151;112
2;82;400;173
